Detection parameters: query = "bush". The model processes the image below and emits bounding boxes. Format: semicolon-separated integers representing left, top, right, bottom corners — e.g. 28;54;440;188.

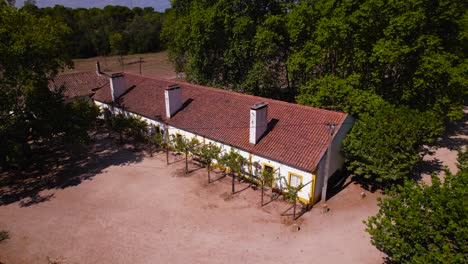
365;168;468;263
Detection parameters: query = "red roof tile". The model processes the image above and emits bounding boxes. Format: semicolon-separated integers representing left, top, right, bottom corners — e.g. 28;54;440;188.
55;71;349;172
50;72;108;99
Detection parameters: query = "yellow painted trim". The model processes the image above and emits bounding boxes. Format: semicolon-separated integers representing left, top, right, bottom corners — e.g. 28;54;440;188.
288;172;313;204
311;173;317;204
262;162;275;188
311;171;319;204
288;172;303;187
298;196;310;204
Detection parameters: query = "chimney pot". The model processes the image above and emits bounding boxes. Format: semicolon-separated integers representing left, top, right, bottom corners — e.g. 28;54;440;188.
249;101;268;145
165;84;182;118
109;73;126;101
96;61;102;76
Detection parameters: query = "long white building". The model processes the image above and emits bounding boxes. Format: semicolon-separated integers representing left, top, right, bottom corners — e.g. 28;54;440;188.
52;65;354;205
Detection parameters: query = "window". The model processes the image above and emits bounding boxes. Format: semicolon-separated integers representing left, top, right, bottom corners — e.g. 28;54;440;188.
289;173;302;188
264;164;274;174
103;108;112;119
263;164;275;186
153;125;162;134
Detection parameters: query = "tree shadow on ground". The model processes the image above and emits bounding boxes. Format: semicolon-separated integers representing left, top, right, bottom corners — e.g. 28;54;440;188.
414;157;444;178
432;111;468;151
414;110;467;177
0;130;145;207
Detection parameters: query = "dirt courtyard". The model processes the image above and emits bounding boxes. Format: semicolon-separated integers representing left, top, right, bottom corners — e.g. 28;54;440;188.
0;137;384;264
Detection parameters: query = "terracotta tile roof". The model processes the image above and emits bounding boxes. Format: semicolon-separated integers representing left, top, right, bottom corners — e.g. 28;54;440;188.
50;72;108;99
55;71;349;172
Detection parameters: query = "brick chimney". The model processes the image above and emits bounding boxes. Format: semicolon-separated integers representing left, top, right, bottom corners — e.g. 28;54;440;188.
96;61;102;76
249;102;268;145
109;73;126;101
165;84;182;118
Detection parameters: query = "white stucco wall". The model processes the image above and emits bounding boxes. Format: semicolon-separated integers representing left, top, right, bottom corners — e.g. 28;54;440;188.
93;100;351;205
313;115;355;202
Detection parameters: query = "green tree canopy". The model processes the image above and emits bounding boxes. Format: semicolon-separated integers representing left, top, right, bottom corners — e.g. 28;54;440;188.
343;105;444;183
0;6;101;168
365;162;468;263
20;3;165;58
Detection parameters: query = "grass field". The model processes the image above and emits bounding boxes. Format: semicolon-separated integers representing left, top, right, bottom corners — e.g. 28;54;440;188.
63;51;178;80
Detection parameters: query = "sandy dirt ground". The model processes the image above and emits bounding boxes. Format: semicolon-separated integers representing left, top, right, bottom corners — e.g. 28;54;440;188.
421;108;467;183
63;51;178;80
0;136;384;264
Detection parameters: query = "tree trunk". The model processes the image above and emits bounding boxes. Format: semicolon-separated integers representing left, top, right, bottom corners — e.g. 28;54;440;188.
293;199;297;219
185;148;188;174
207;164;210;184
261;181;264;206
231;170;235;194
166;143;169;165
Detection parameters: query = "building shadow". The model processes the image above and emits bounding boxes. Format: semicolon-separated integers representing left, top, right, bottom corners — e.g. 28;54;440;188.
0;131;145;207
257;118;279;143
326;170;353;200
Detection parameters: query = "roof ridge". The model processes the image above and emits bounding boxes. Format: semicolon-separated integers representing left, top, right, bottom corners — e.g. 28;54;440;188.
123;71;348;117
59;71;95;76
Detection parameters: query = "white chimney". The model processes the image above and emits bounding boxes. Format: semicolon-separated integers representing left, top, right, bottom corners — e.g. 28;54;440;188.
96;61;102;75
165;84;182;118
109;73;126;101
249;102;268;145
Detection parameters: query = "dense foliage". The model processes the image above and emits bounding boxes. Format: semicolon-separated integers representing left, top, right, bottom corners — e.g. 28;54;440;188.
365;160;468;263
108;113;148;143
0;6;100;168
343;105;444;183
163;0;467;185
20;2;165;58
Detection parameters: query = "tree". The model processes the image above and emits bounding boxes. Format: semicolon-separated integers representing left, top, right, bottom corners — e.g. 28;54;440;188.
109;113;130;143
126;12;163;54
171;134;187;153
281;176;304;219
23;5;165;58
254;162;274;206
0;6;96;168
219;149;248;194
186;137;201;154
109;32;126;56
62;98;101;153
146;128;164;157
161;0;289;98
184;137;200;173
343;105;444;185
456;148;468;172
199;143;221;183
125;115;148;149
365;168;468;263
108;113;148;145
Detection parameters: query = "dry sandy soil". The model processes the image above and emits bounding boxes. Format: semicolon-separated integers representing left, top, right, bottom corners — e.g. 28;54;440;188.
63;51;178;80
0;134;384;264
421;108;467;183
